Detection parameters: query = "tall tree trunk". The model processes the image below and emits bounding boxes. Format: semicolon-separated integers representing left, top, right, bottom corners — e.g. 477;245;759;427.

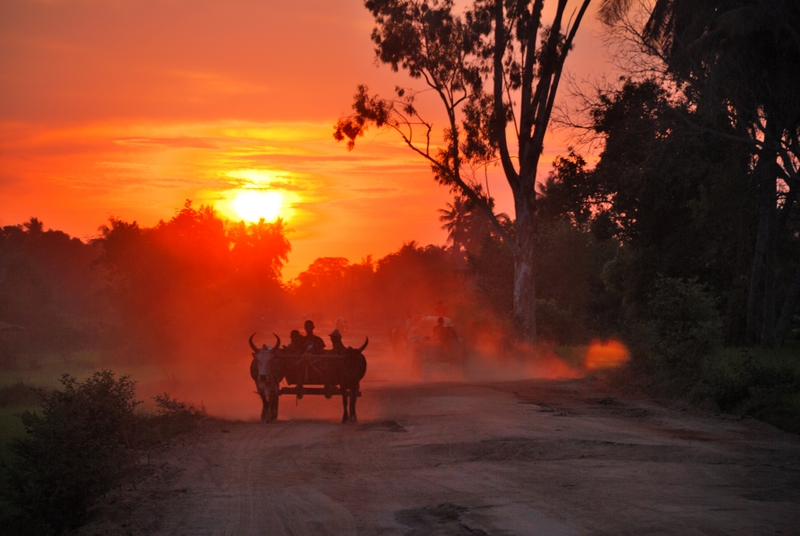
745;145;777;344
513;202;537;343
774;190;799;347
725;215;751;345
761;174;777;347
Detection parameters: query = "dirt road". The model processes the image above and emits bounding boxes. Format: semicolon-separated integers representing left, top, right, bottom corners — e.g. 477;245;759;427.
76;374;800;535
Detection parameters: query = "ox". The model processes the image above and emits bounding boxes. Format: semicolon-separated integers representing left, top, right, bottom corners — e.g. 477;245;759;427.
249;333;281;422
339;338;368;423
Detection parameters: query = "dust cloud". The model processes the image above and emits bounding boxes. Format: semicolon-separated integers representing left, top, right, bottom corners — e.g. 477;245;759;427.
1;216;630;424
135;323;630;423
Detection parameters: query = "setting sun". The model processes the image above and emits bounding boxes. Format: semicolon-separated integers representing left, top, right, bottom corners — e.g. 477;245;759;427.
232;191;284;222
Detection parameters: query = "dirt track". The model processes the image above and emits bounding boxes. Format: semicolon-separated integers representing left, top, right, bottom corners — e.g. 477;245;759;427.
75;374;800;535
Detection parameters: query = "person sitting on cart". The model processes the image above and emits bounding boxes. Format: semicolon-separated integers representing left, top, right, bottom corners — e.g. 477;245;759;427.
329;329;346;355
432;317;458;346
432;317;446;344
284;330;305;354
302;319;325;354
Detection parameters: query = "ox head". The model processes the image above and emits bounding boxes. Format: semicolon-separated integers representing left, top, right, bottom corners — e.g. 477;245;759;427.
249;332;281;357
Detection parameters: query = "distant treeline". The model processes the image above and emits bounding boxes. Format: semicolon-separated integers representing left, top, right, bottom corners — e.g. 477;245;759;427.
0;203;294;368
2;78;800;369
2;127;799;371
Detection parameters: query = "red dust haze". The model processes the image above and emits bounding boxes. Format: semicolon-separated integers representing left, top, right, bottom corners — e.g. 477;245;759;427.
585;340;631;370
131;326;631;423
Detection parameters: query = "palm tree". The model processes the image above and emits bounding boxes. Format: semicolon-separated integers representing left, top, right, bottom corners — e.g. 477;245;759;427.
23;217;44;234
438;196;470;259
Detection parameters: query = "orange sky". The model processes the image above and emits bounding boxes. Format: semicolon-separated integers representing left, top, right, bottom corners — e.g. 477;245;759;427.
0;0;616;280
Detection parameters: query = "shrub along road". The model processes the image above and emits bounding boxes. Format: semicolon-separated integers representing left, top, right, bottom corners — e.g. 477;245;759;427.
74;378;800;535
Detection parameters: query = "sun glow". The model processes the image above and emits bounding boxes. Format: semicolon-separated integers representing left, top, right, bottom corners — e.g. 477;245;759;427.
232;190;284;222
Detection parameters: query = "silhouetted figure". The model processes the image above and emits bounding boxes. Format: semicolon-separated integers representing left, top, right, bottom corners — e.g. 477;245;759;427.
284;329;305;354
302;320;325;354
329;329;347;355
432;316;445;344
442;325;458;344
432;316;458;346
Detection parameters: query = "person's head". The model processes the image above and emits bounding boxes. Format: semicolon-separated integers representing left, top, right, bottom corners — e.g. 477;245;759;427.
290;329;302;343
304;320;315;334
437;317;444;326
329;329;342;342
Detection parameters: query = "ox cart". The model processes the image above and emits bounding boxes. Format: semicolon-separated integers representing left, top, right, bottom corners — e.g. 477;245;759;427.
278;353;363;398
408;316;467;377
250;334;368;423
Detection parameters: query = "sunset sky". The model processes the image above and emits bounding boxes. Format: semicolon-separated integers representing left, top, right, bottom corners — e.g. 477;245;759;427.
1;0;616;280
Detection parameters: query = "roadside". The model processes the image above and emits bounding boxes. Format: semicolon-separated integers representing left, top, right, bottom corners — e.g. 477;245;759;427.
73;377;800;535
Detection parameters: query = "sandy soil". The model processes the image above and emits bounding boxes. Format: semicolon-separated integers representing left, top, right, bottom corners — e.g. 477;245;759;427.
73;370;800;536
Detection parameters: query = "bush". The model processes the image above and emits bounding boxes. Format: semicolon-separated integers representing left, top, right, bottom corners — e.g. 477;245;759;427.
2;371;139;533
636;276;723;374
134;393;205;448
0;372;206;533
694;347;800;434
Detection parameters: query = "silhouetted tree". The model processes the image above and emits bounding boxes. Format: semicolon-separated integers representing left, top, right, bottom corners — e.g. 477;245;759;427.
439;193;509;261
536;152;598;233
94;201;292;358
0;220;100;368
336;0;625;342
601;0;800;346
585;78;755;343
229;218;291;283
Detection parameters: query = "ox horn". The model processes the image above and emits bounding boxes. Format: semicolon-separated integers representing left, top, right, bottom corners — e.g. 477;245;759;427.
248;333;258;353
358;337;369;353
273;333;281;351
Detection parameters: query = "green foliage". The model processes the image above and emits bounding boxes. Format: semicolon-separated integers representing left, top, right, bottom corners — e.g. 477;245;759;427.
135;393;205;447
636;277;723;373
2;371;139;533
0;372;204;534
537;152;597;232
0;220;102;370
692;346;800;434
585;78;756;344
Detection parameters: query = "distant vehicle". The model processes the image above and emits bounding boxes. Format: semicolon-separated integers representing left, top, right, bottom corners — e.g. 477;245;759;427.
408;316;466;376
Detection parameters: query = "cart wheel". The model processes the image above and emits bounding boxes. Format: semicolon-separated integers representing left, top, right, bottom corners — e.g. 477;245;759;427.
269;393;279;421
